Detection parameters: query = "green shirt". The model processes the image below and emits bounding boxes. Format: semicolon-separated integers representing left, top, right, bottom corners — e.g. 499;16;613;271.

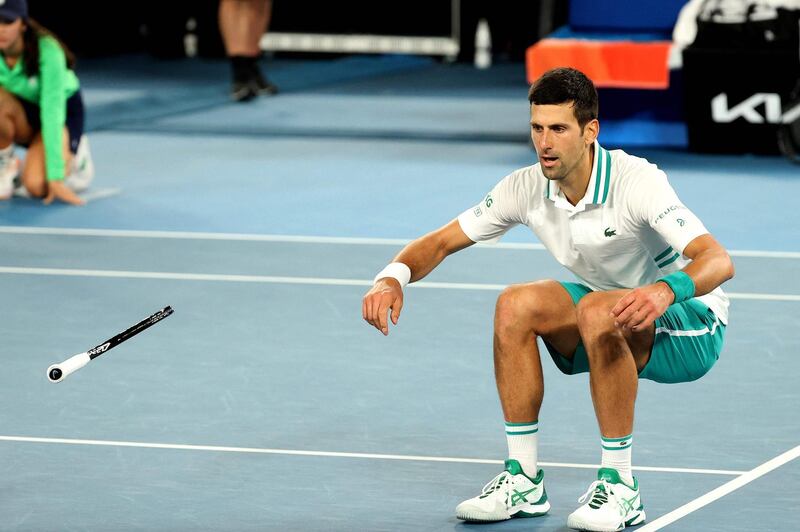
0;35;80;181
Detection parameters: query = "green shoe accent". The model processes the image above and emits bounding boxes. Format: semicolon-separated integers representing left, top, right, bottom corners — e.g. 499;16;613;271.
514;508;549;518
597;468;638;490
505;459;523;476
508;482;548;507
504;459;545;483
597;467;639;490
533;485;548;505
597;467;621;483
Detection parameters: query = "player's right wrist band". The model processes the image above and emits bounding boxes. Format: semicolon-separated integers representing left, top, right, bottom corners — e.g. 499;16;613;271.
374;262;411;288
658;271;695;303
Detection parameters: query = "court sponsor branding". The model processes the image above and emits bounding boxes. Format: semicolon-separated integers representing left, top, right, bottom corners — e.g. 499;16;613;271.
712;93;800;124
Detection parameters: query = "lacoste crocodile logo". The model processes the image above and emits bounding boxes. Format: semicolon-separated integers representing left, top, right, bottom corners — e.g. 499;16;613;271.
604;227;616;237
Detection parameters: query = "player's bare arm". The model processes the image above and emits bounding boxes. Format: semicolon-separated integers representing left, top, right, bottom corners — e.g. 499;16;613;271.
611;234;734;331
362;219;474;335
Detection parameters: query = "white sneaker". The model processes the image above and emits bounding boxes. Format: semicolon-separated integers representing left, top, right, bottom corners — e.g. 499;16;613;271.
567;468;646;531
0;149;20;200
65;135;94;192
455;459;550;522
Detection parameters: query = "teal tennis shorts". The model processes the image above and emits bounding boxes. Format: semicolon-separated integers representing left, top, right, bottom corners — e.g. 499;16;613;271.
543;282;725;384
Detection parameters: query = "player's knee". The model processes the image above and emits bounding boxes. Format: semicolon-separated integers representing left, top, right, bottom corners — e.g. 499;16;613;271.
575;292;615;337
0;90;17;116
495;286;523;333
494;284;547;337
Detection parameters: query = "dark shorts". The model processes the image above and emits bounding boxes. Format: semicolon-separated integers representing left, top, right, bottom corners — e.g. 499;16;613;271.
543;281;725;384
18;89;85;154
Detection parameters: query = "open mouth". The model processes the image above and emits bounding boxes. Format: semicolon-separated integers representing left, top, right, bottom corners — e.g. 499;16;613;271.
540;156;559;167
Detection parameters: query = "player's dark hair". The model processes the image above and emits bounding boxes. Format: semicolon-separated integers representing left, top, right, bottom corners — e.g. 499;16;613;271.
528;68;598;129
22;18;76;78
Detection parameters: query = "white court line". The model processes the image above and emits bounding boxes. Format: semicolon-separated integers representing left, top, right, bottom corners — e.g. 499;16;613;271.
0;226;798;259
0;435;744;476
0;266;798;302
724;292;800;302
638;445;800;531
728;249;800;259
0;266;371;287
0;226;413;246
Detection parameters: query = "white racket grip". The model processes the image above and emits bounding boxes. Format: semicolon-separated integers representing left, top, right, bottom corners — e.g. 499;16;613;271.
47;352;91;383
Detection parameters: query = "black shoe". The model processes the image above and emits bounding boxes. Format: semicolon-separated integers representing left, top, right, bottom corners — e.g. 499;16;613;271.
230;81;257;102
251;72;279;96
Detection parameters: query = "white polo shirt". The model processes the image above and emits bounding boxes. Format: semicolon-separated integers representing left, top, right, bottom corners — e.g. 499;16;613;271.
457;141;729;324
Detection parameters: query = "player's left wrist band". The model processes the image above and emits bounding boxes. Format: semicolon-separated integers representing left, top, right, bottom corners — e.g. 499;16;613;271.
658;271;695;303
374;262;411;288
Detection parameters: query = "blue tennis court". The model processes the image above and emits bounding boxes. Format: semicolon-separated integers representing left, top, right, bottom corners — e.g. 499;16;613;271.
0;54;798;531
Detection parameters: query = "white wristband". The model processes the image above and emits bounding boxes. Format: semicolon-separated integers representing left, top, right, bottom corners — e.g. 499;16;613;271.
373;262;411;288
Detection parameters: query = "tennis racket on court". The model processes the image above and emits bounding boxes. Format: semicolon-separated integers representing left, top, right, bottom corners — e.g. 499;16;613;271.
47;306;174;383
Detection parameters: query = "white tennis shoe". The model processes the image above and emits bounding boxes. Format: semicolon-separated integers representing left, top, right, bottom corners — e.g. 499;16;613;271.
567;468;646;531
0;148;20;200
65;135;94;192
455;459;550;522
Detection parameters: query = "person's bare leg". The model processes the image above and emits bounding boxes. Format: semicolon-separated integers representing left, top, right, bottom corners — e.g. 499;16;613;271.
0;88;33;148
0;89;32;198
454;280;580;522
22;129;79;205
568;290;651;529
219;0;276;99
575;290;653;438
246;0;271;54
494;280;581;422
219;0;270;56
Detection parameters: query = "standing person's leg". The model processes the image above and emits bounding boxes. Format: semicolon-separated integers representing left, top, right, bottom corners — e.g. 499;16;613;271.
456;280;582;522
0;88;33;199
245;0;271;54
219;0;264;56
246;0;278;96
219;0;258;101
219;0;277;101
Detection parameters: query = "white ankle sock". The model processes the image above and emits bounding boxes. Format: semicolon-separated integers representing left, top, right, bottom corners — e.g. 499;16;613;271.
601;434;633;485
505;421;539;477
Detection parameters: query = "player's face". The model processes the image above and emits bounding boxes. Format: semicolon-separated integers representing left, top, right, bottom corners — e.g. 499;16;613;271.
0;17;23;52
530;102;597;181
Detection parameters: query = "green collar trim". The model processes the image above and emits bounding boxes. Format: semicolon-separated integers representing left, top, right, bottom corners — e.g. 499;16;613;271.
590;143;612;204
